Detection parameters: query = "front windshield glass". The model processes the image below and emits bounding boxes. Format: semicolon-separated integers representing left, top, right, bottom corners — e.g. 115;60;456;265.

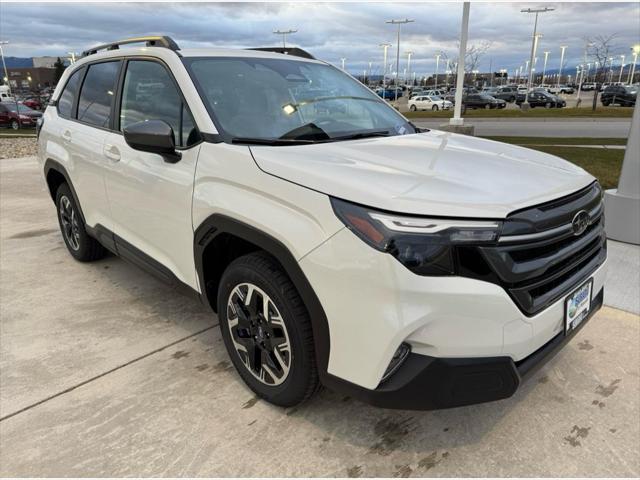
185;57;416;141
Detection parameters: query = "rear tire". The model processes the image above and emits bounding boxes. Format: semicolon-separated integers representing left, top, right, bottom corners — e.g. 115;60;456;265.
545;102;552;109
432;105;439;111
410;105;417;111
218;252;319;407
11;120;19;130
485;103;491;109
55;183;107;262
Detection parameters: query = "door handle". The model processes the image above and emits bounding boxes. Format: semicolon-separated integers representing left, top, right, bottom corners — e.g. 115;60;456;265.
103;144;121;162
62;130;72;142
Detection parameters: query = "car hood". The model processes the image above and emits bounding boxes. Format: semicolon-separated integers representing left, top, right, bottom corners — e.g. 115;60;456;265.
250;130;595;218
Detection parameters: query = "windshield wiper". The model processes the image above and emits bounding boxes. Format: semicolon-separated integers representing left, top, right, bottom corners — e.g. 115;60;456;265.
230;137;317;146
331;130;391;141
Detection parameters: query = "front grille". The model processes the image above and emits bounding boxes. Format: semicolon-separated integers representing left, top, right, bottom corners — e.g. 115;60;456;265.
459;182;607;316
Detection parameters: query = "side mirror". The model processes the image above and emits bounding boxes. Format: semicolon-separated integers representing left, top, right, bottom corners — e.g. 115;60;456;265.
123;120;181;163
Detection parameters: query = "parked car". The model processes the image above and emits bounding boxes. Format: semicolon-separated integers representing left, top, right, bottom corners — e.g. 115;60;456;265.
516;90;565;108
483;86;518;102
549;84;575;94
443;86;478;103
463;93;507;109
376;87;402;100
22;97;43;110
517;85;528;94
39;36;607;410
408;95;453;111
601;85;638;106
579;83;597;92
0;102;43;129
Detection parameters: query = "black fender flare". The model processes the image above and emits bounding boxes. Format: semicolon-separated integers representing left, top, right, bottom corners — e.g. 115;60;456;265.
43;158;86;224
194;213;331;378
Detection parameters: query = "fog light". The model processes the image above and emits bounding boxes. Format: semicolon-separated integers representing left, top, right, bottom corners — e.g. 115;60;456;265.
380;342;411;384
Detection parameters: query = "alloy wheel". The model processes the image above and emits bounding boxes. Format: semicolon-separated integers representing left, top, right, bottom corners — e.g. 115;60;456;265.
59;195;80;251
226;283;292;386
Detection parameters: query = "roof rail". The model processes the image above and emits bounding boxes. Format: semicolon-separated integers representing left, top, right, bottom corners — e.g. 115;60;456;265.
81;36;180;58
247;47;315;60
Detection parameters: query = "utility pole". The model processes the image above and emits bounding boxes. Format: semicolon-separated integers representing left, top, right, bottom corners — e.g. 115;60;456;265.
273;29;297;49
386;18;414;102
379;43;391;89
557;45;567;86
521;7;554;109
434;53;441;88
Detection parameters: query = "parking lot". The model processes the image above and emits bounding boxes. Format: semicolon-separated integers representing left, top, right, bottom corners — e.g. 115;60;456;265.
1;154;639;477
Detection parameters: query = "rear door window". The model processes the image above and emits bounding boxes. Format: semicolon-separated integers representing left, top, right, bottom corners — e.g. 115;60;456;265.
57;68;83;118
77;61;120;128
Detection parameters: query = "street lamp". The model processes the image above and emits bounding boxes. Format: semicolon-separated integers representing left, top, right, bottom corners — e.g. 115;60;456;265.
521;7;554;108
379;43;391;89
618;54;626;83
0;40;10;95
629;45;640;84
67;51;77;64
434;52;441;87
405;51;413;86
273;29;297;49
608;57;615;83
542;51;550;84
385;18;415;102
340;57;346;71
557;45;567;87
576;41;594;106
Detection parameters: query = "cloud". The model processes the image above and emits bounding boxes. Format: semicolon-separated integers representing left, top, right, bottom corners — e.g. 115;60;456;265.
1;2;638;75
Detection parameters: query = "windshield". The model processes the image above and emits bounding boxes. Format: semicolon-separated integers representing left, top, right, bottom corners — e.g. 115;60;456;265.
184;57;416;142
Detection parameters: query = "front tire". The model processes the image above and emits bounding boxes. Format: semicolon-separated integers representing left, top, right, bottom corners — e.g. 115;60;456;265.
410;104;417;111
485;103;491;109
11;120;19;130
55;183;107;262
218;252;319;407
432;105;439;111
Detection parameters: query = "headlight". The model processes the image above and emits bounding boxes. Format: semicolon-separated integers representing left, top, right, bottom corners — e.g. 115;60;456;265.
331;198;502;276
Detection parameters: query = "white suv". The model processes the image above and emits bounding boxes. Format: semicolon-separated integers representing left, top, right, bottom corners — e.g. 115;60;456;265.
38;37;607;410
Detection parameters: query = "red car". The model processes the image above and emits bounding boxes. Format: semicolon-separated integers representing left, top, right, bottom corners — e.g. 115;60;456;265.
22;97;43;110
0;102;43;129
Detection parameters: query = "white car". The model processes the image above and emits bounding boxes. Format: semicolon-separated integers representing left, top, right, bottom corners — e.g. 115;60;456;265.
38;37;606;410
517;85;528;94
408;95;452;111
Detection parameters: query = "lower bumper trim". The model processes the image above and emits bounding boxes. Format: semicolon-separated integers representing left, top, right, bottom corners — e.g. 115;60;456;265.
325;288;603;410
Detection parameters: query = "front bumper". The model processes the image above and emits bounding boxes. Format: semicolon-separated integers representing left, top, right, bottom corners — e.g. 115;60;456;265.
325;288;603;410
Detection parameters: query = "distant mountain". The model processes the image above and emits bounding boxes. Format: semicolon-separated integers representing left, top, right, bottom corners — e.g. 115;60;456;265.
4;57;33;68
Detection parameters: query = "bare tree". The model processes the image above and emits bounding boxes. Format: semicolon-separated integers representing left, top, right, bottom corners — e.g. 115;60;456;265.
441;41;492;86
586;33;620;110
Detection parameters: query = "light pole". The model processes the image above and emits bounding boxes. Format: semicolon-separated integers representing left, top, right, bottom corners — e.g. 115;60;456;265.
405;51;413;86
0;40;10;95
629;45;640;84
273;29;297;49
521;7;554;108
340;57;346;71
557;45;567;86
379;43;391;89
542;51;550;84
618;55;626;83
67;52;77;64
451;1;470;128
608;57;615;83
434;53;441;87
386;18;414;102
576;41;593;106
445;59;450;88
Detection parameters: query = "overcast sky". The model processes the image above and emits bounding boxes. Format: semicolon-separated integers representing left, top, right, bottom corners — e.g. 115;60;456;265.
1;2;639;76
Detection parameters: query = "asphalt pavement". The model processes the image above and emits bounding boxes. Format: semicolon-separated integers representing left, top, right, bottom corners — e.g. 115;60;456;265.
1;156;639;477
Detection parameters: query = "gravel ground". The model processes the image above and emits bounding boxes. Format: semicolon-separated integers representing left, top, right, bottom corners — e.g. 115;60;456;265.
0;137;38;160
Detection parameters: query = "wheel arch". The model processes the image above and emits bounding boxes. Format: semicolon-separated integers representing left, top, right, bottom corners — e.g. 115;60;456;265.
43;159;86;223
194;213;331;377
